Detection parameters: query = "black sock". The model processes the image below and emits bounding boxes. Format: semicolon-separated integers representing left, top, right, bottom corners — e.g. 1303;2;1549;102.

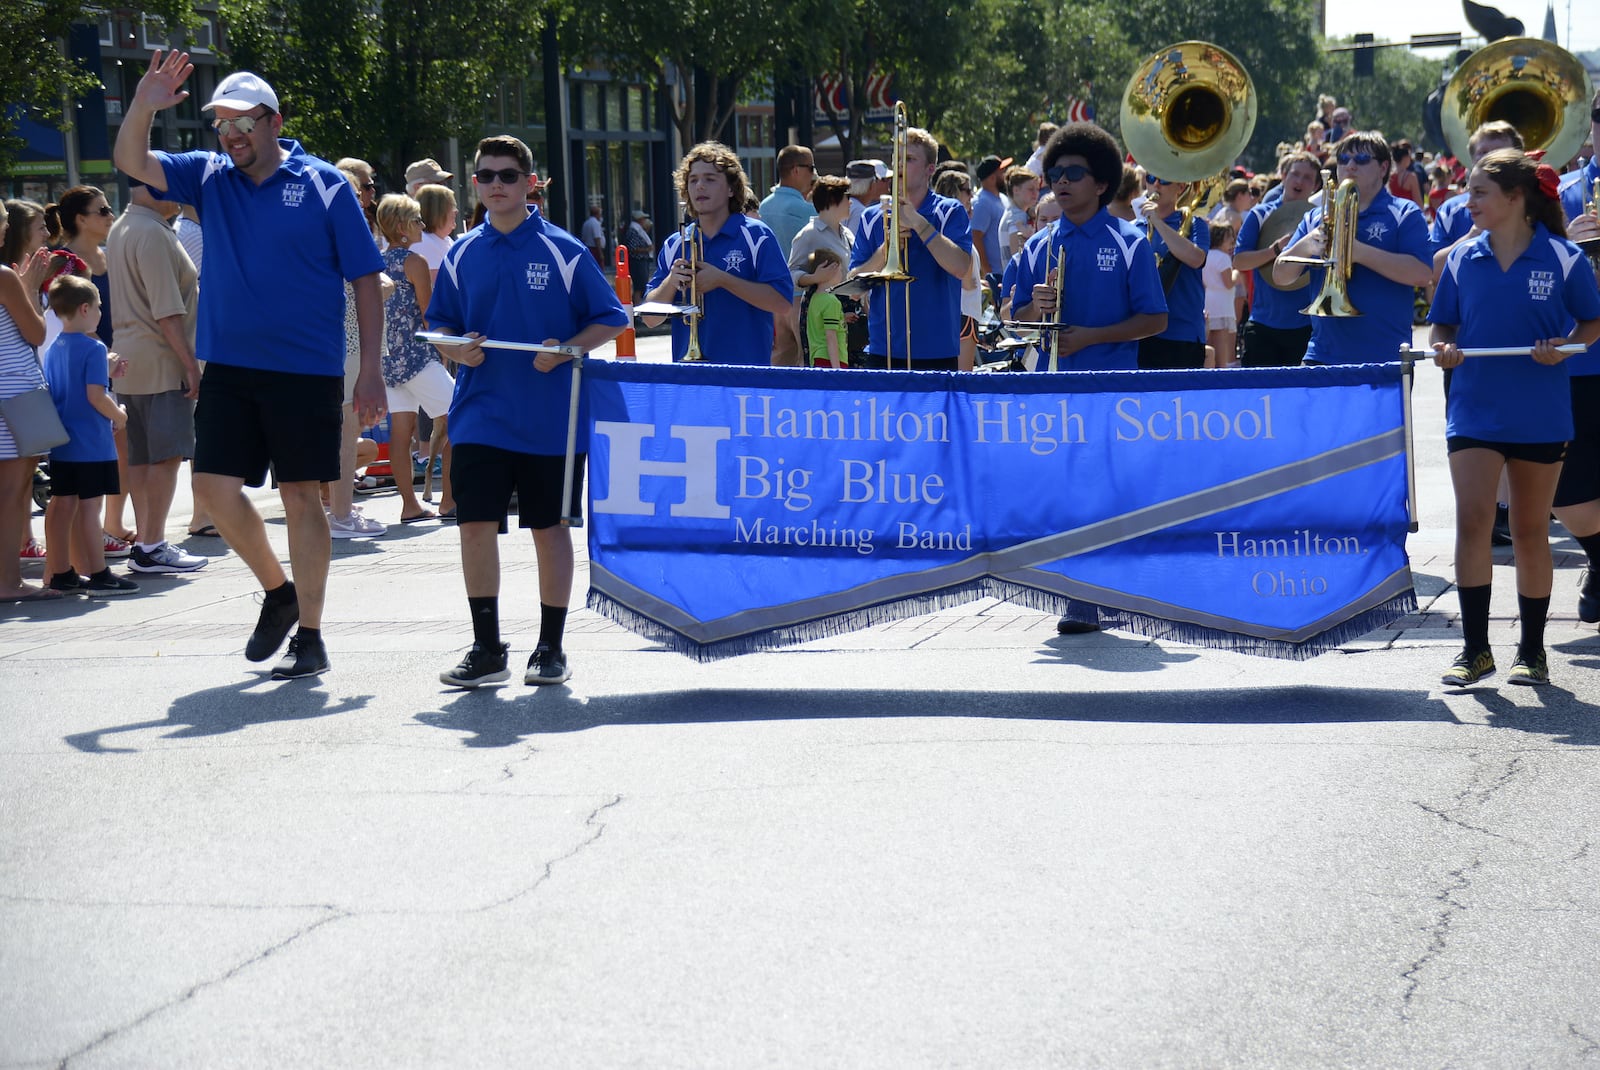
469;596;499;648
1517;594;1550;656
538;603;567;653
296;626;322;644
265;580;296;606
51;569;77;584
1576;531;1600;571
1458;583;1491;653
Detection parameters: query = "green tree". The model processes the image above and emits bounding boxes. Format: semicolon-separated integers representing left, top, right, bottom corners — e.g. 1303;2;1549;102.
1314;40;1445;150
218;0;545;186
1;0;195;171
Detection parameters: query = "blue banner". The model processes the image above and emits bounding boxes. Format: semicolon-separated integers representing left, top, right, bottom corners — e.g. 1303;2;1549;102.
584;362;1416;660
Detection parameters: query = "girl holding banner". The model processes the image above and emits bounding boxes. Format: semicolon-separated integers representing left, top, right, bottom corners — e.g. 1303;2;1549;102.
1429;150;1600;687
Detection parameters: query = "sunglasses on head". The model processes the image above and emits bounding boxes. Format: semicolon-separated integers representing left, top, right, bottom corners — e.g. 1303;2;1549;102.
211;113;267;137
473;168;526;186
1045;164;1092;184
1337;152;1376;166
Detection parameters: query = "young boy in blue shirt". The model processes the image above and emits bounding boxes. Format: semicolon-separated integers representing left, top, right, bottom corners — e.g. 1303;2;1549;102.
428;136;629;688
42;275;140;597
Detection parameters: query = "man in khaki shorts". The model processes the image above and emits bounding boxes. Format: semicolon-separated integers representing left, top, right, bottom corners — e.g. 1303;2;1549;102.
105;178;208;573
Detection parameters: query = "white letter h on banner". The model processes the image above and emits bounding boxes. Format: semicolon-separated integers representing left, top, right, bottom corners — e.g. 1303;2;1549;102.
592;422;731;519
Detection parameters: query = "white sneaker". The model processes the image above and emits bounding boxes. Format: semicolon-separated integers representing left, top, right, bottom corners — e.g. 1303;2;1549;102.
329;511;386;539
128;541;209;573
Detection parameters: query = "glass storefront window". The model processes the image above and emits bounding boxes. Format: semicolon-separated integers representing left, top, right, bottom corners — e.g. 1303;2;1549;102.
605;86;622;131
627;86;645;130
581;83;599;130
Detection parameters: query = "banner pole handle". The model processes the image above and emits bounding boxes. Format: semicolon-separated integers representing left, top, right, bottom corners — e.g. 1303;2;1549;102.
562;352;586;528
1400;358;1419;534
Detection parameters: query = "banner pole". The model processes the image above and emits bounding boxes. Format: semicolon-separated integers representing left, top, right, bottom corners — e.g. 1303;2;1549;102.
1400;359;1419;534
562;352;585;528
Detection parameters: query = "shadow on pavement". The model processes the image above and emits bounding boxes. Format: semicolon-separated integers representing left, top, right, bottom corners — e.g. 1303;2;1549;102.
64;678;375;753
1470;683;1600;747
415;684;1460;749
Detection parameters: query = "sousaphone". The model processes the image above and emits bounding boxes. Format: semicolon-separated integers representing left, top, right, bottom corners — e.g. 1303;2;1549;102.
1441;36;1593;167
1120;40;1257;210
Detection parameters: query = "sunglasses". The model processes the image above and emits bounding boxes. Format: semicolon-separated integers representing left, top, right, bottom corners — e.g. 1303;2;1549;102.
1144;175;1175;186
1045;164;1092;184
361;181;377;193
91;206;114;217
1336;152;1376;166
473;168;526;186
211;113;267;136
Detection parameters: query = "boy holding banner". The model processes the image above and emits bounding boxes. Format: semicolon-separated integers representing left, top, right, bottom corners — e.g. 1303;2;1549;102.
427;135;628;688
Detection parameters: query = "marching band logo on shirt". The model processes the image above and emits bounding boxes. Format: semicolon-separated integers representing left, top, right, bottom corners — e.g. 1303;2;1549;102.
1528;270;1556;301
281;183;307;208
1096;247;1119;272
723;250;747;274
527;261;553;290
1363;221;1388;243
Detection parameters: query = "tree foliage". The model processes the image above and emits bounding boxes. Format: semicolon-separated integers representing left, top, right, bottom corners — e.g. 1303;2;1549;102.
219;0;544;186
1;0;193;171
1314;39;1447;151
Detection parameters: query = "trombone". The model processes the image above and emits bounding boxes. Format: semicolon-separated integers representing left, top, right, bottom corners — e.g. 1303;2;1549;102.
854;100;915;369
1277;171;1362;317
677;199;705;361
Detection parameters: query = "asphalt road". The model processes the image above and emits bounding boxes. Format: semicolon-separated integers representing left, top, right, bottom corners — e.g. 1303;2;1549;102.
3;331;1599;1068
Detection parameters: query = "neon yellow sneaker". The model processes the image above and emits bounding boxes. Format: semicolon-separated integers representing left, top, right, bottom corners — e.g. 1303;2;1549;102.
1442;648;1495;686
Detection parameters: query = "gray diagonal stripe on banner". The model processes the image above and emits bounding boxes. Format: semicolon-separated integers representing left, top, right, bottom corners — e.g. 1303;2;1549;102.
592;427;1406;644
987;427;1406;571
996;565;1415;642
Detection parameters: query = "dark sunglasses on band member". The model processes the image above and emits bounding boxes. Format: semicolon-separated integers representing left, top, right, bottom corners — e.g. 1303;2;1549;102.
1045;164;1092;184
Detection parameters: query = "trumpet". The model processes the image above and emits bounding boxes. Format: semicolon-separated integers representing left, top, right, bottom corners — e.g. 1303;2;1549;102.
1277;172;1362;317
677;199;705;361
856;100;915;369
1046;245;1066;372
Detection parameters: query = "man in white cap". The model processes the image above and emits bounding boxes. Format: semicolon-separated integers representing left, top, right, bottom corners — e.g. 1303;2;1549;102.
404;157;453;196
844;159;890;237
113;52;387;680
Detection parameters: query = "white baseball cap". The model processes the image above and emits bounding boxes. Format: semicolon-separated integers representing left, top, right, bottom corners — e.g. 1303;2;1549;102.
205;71;280;113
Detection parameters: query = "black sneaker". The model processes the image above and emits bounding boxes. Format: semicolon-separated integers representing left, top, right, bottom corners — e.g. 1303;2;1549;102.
1441;648;1496;687
1057;614;1100;634
525;644;571;686
1508;648;1549;686
1491;503;1512;547
271;633;329;679
1579;568;1600;624
440;642;510;688
246;587;299;662
84;570;140;597
48;571;86;593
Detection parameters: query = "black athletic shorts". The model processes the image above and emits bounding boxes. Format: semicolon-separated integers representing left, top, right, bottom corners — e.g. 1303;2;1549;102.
1238;320;1312;368
1447;437;1567;465
451;443;583;531
856;353;960;371
1137;336;1206;370
194;362;343;486
1554;375;1600;508
48;458;120;499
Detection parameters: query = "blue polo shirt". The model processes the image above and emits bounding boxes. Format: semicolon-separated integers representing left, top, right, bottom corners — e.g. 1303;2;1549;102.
1010;208;1167;371
154;140;385;377
1236;200;1312;330
1147;211;1209;343
1559;159;1600;376
1289;187;1433;364
1429;191;1472;249
972;187;1006;273
427;207;627;455
850;188;974;362
1430;224;1600;443
648;213;793;366
44;333;116;463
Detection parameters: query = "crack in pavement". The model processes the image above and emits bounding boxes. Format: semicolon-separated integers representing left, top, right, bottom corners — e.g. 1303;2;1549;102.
1412;754;1525;843
1399;859;1482;1018
54;909;347;1069
470;794;623;914
1569;1023;1600;1059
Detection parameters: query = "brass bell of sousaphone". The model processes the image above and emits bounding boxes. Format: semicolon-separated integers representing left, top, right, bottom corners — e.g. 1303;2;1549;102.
1120;40;1257;213
1441;37;1594;167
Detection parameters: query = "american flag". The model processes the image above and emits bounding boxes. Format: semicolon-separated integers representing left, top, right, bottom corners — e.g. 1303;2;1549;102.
1063;96;1095;123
